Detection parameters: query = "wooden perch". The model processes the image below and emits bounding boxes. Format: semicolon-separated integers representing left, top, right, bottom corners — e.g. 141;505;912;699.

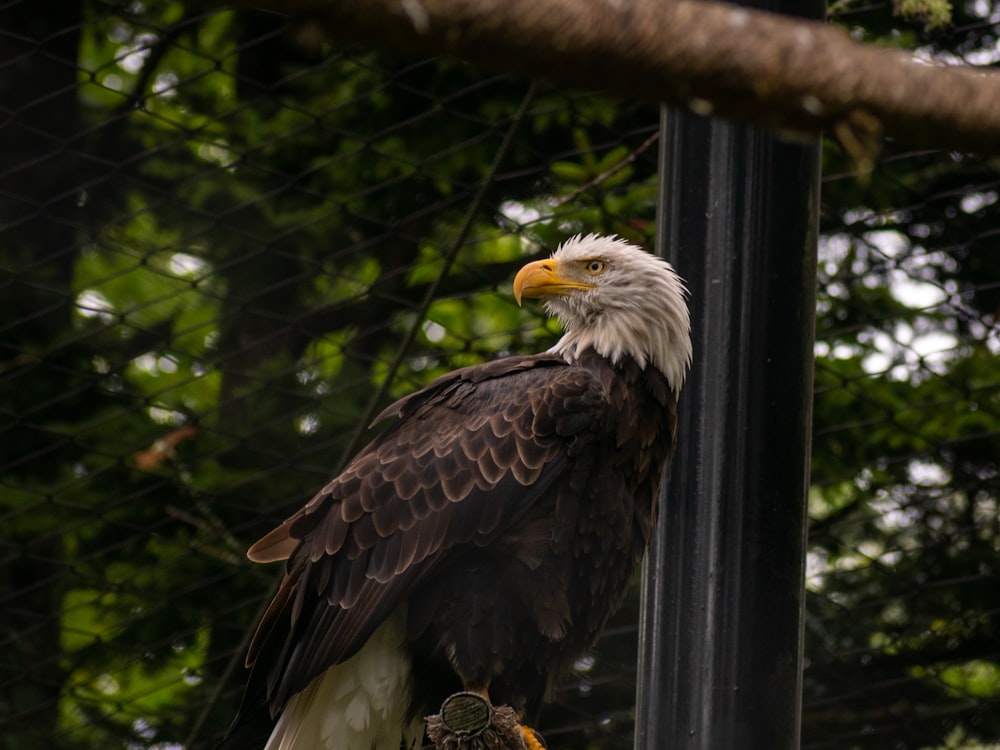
426;692;543;750
242;0;1000;155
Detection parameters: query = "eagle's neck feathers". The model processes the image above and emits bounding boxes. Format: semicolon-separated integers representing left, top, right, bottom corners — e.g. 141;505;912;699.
549;303;689;391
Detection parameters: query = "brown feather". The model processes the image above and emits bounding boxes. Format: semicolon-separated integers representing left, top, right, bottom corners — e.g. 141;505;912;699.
236;350;676;728
246;527;298;564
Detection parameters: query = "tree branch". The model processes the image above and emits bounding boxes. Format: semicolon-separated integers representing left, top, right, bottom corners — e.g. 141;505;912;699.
425;692;532;750
243;0;1000;154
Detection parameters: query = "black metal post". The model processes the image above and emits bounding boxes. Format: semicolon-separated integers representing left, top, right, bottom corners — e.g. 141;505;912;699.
636;91;821;750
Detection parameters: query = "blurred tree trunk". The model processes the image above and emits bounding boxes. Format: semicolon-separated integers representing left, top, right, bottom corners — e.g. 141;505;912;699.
0;4;84;749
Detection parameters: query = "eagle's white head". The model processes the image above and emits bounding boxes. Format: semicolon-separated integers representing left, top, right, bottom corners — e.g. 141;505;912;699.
514;234;692;391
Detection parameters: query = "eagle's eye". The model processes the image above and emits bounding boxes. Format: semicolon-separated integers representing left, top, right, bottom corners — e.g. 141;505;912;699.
584;259;607;274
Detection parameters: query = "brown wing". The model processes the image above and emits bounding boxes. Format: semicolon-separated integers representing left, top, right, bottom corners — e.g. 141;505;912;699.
243;353;611;713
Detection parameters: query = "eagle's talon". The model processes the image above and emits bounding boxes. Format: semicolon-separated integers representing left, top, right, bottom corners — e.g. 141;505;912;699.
520;725;547;750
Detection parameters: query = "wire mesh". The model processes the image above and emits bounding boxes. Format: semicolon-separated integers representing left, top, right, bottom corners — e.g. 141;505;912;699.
1;2;998;750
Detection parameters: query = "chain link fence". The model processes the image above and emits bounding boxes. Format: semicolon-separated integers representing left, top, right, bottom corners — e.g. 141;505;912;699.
2;3;998;750
805;144;1000;747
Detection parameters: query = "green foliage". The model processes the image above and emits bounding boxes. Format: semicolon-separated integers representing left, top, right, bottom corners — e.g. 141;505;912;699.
894;0;953;31
806;89;1000;745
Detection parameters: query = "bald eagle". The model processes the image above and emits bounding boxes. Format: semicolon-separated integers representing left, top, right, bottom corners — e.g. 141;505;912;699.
218;234;691;750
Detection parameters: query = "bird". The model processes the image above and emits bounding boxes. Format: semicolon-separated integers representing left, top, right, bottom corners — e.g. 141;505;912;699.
217;233;692;750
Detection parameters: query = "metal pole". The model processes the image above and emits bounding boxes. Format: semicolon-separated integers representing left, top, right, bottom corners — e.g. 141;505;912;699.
636;84;821;750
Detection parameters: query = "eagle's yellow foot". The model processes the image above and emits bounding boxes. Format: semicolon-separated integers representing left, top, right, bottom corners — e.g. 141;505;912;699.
466;687;546;750
520;724;546;750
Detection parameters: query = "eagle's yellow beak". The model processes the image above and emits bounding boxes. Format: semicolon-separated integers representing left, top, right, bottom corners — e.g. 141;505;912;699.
513;259;595;306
